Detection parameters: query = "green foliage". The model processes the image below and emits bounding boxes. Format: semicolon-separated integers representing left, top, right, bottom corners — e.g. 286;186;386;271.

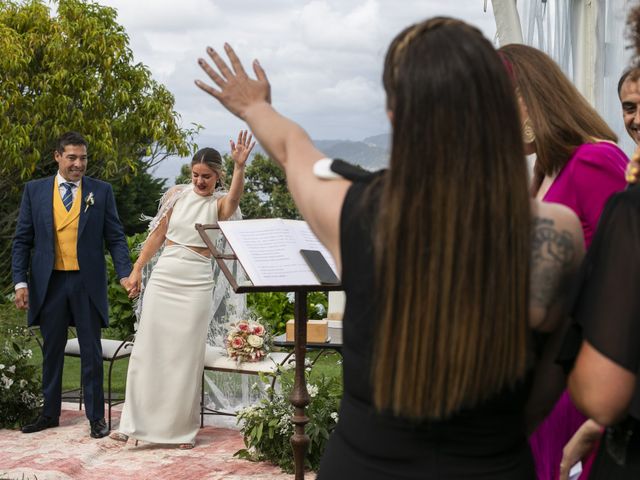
235;364;342;473
247;292;328;336
0;0;194;291
0;0;191;180
112;163;167;235
175;163;192;186
106;232;146;339
0;327;41;429
223;153;301;220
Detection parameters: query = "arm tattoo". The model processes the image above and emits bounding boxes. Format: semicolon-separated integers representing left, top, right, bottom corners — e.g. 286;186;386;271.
530;217;576;308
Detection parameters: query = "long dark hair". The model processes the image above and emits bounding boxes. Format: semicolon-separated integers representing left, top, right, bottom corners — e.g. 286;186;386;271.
372;17;531;419
498;44;616;193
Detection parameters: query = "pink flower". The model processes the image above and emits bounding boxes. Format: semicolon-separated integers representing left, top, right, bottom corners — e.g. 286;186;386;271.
252;324;265;336
232;337;245;349
237;322;250;332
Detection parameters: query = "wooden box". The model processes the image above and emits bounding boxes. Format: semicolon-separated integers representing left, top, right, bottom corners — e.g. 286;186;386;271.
286;319;328;343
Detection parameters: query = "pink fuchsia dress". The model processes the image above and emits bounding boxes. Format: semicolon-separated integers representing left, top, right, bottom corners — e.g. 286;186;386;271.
529;141;628;480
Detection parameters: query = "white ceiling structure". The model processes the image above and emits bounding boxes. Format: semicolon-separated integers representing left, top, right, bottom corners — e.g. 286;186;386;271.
491;0;635;153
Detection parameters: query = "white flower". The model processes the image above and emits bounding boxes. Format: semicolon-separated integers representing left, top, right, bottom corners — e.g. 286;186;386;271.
0;364;4;370
21;390;38;407
330;412;339;422
247;335;264;348
307;384;319;398
315;304;326;317
25;349;33;359
84;192;95;212
19;379;27;389
1;374;13;389
286;292;295;303
281;361;295;371
7;365;15;374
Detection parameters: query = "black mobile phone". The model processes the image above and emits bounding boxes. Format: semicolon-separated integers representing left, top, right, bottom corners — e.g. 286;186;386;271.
300;249;340;285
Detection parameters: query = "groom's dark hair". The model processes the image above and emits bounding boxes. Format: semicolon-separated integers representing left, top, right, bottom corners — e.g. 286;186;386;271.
55;131;88;154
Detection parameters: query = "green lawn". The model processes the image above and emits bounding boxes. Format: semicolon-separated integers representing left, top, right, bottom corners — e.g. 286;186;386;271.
0;303;342;398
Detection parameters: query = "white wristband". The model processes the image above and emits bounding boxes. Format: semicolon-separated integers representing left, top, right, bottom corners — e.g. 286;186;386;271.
313;158;341;180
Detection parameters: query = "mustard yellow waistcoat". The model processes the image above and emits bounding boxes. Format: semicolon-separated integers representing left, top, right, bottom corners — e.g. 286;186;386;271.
52;180;81;270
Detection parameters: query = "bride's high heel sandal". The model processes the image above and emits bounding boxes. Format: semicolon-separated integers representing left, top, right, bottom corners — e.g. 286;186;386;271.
178;441;195;450
109;431;129;442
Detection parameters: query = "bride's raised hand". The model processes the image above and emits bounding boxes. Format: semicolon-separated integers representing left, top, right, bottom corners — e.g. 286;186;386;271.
195;43;271;120
230;130;256;167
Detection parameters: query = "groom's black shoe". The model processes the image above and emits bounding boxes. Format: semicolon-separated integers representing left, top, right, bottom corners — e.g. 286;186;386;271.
21;414;59;433
90;418;109;438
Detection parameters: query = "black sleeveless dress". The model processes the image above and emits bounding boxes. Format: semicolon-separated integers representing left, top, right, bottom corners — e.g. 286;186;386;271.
560;185;640;478
317;175;536;479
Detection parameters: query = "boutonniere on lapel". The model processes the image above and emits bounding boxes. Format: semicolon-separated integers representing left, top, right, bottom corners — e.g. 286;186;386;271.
84;192;95;213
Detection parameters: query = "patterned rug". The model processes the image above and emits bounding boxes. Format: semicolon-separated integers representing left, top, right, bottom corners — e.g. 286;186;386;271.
0;407;293;480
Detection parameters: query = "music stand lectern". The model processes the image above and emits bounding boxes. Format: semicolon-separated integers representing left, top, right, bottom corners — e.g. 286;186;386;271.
196;222;342;480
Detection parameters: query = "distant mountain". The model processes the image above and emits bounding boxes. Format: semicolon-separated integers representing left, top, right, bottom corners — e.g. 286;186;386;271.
314;138;389;170
151;133;390;184
363;133;390;150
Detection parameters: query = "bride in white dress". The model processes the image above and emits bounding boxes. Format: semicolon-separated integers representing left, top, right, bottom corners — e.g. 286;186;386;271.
110;131;254;448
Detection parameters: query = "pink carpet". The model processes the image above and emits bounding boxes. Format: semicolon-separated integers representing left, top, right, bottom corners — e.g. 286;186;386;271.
0;407;293;479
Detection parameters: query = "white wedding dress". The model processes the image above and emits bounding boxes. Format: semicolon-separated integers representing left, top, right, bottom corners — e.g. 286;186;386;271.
118;187;237;444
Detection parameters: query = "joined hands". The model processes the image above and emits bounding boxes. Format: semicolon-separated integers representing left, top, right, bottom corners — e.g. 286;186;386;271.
120;276;140;299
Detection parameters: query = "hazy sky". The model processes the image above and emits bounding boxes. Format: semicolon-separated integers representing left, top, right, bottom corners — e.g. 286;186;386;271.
93;0;497;148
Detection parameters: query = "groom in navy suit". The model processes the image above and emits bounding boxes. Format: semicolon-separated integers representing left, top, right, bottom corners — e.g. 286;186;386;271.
12;131;132;438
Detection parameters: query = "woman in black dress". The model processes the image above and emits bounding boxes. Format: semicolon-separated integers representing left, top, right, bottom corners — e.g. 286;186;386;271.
564;184;640;478
195;17;584;479
557;5;640;478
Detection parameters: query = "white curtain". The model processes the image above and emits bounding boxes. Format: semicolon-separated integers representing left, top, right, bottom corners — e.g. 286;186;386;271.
492;0;635;155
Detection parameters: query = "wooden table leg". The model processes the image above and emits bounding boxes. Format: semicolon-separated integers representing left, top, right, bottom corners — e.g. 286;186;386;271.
290;291;310;480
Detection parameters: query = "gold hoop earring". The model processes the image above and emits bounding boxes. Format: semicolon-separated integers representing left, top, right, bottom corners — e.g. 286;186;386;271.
522;119;536;144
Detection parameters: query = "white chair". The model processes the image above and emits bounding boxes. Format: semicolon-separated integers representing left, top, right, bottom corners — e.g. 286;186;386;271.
200;345;293;426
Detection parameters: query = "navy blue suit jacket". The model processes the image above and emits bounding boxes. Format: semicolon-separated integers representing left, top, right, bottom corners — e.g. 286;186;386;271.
11;176;132;326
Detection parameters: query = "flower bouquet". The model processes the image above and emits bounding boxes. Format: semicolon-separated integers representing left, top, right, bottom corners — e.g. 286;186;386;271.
225;320;268;362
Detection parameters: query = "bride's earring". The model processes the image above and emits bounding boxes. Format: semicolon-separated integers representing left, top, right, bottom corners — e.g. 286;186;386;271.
522;119;536;144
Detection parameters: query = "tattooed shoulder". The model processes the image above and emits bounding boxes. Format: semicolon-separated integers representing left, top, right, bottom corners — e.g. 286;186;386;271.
530;215;577;308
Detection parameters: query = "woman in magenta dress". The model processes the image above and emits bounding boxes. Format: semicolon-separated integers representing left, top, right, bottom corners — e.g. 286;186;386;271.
499;44;628;479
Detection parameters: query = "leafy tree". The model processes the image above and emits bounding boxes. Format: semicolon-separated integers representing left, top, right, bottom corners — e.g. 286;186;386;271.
0;0;194;292
223;153;301;220
175;163;192;186
111;162;167;235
